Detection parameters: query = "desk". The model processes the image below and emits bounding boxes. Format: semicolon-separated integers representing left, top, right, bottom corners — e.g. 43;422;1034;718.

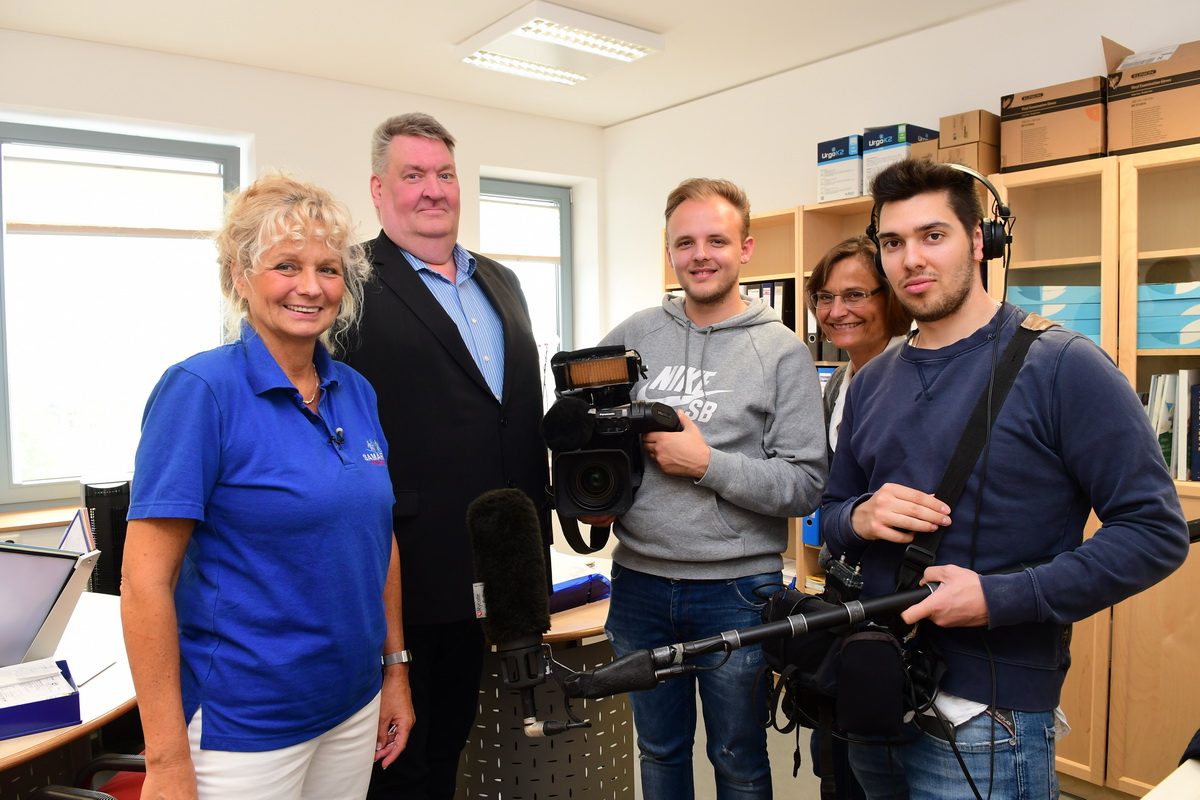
1144;760;1200;799
457;599;633;800
0;592;134;794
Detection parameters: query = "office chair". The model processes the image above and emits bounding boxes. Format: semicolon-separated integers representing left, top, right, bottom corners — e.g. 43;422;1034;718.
26;753;145;800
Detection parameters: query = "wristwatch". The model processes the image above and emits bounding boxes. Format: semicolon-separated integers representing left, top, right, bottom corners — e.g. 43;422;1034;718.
382;649;413;667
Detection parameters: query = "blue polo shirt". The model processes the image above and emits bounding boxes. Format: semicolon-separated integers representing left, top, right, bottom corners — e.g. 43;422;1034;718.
129;326;394;752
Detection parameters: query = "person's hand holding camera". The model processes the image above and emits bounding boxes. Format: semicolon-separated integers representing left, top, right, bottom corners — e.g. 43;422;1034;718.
643;411;710;479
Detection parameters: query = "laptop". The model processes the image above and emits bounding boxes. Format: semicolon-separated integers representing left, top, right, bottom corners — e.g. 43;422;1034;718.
0;509;100;666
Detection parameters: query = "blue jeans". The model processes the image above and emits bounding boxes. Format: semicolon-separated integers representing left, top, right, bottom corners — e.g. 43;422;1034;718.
605;564;778;800
847;709;1058;800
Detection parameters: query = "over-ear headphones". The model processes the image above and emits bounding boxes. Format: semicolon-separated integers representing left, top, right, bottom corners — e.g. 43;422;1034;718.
865;162;1013;276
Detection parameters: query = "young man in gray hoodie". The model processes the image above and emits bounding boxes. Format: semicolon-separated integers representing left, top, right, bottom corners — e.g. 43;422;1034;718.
586;178;828;799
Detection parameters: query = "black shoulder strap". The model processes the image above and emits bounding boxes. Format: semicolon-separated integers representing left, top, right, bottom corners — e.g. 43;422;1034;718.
558;515;611;554
895;314;1058;591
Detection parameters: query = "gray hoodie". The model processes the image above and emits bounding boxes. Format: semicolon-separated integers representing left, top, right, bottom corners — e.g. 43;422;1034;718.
600;294;828;579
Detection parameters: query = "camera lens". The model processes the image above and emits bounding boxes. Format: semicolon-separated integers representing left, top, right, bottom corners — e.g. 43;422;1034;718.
578;465;614;497
553;449;634;516
574;461;617;506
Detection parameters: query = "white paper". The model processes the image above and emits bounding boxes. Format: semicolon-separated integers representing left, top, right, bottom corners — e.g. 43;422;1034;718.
1118;45;1180;70
0;656;74;708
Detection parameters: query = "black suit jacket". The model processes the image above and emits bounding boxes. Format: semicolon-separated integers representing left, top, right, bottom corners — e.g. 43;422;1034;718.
343;231;551;625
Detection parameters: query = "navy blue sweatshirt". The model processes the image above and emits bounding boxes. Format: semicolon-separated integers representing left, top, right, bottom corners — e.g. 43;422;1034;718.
822;303;1188;711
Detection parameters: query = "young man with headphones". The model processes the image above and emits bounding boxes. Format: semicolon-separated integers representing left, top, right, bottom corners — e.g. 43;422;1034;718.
820;158;1189;799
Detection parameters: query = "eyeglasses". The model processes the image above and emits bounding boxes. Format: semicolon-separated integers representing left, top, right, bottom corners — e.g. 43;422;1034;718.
810;286;884;309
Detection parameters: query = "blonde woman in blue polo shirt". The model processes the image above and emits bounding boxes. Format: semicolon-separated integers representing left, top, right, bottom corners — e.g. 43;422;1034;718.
122;174;413;800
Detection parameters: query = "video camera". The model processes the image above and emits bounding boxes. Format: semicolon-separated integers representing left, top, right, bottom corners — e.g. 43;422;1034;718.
544;347;681;517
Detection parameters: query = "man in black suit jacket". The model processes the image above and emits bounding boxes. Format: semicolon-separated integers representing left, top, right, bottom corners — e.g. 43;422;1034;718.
343;112;550;800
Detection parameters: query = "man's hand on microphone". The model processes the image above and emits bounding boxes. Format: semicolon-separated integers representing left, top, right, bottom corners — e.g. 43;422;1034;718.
375;664;415;767
900;565;989;628
644;411;709;479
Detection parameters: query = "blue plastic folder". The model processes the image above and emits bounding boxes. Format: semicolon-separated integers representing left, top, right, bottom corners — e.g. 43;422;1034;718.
0;659;81;740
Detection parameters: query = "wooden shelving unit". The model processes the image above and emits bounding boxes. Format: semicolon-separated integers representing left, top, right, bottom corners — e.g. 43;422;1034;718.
992;145;1200;797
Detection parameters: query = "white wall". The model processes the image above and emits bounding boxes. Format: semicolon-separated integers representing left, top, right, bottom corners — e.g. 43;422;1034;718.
6;2;1200;352
0;28;607;346
598;0;1200;338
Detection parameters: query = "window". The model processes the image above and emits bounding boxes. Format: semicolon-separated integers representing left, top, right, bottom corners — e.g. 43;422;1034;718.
479;179;573;408
0;123;239;505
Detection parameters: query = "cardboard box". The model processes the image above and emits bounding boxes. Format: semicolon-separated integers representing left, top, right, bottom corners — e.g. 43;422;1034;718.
1061;318;1101;338
1016;301;1101;321
1139;314;1200;333
1139;281;1200;301
940;110;1000;147
0;660;81;741
863;124;938;192
1138;297;1200;317
1138;329;1200;348
816;135;864;203
910;138;940;163
1007;285;1102;304
1000;76;1106;172
1105;36;1200;155
937;142;1000;175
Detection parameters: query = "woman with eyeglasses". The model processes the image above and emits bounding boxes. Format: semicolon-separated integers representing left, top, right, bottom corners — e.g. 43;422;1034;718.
799;235;912;800
806;235;912;451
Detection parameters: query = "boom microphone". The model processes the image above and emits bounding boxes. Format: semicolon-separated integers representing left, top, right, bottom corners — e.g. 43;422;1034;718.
467;489;577;737
562;583;939;700
540;396;595;453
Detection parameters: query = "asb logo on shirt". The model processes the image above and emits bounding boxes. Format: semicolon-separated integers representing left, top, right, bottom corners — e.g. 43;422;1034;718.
636;365;731;422
361;438;386;465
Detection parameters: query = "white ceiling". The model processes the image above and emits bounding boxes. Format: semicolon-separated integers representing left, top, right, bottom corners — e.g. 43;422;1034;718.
0;0;1012;128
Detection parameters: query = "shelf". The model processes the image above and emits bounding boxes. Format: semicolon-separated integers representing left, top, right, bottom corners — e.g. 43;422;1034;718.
1138;247;1200;262
1174;480;1200;499
1136;349;1200;358
663;276;796;292
741;273;796;283
799;195;873;216
1008;256;1102;270
0;505;77;534
749;207;800;228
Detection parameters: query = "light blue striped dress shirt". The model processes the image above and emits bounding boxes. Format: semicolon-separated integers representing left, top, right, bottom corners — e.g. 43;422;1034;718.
401;244;506;401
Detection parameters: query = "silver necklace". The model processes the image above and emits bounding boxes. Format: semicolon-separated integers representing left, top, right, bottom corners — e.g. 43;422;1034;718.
302;364;320;404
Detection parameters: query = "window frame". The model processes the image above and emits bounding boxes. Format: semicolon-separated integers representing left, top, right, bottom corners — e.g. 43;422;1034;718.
0;122;239;508
479;178;574;352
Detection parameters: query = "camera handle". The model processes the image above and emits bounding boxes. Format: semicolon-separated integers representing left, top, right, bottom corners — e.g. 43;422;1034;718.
543;484;613;553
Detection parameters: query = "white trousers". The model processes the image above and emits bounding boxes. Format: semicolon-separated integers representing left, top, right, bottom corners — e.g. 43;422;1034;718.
187;692;381;800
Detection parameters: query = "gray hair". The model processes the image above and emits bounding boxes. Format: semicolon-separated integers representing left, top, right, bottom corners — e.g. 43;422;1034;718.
371;113;456;176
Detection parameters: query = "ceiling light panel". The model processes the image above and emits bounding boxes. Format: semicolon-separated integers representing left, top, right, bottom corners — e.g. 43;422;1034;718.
457;1;663;83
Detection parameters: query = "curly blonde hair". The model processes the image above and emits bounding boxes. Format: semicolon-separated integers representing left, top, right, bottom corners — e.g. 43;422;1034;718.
216;173;370;354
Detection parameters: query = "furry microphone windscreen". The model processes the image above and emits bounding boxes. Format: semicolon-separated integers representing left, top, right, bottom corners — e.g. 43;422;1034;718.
540;396;594;453
467;488;551;643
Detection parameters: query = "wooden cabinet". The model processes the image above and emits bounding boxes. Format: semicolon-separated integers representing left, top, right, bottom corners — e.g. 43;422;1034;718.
991;145;1200;797
1104;144;1200;797
989;158;1120;789
1117;143;1200;395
